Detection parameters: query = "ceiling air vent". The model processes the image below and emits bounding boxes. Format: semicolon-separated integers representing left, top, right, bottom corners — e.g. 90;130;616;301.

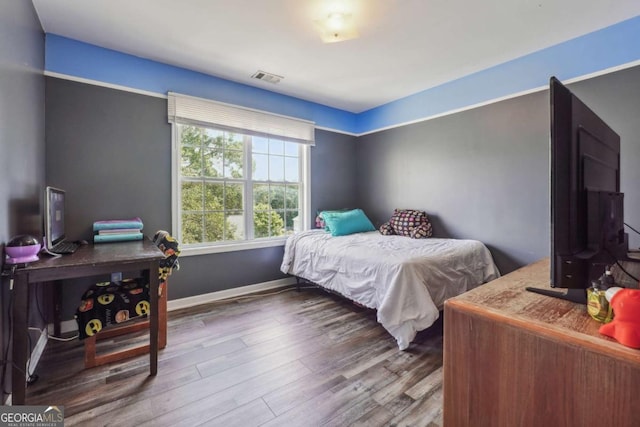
251;70;283;84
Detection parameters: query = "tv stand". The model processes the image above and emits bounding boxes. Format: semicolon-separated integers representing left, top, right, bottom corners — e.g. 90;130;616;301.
525;286;587;304
444;258;640;426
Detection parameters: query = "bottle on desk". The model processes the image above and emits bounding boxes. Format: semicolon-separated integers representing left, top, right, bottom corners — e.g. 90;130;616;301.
587;267;615;323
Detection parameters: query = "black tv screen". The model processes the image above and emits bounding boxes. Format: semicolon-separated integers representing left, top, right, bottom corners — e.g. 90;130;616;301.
527;77;627;304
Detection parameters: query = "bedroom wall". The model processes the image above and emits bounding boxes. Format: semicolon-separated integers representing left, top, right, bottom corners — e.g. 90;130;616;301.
355;65;640;275
569;66;640;245
44;77;358;317
0;0;45;403
0;1;45;254
32;14;640;319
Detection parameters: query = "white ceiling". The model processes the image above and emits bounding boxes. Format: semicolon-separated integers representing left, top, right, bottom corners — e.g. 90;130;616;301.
32;0;640;113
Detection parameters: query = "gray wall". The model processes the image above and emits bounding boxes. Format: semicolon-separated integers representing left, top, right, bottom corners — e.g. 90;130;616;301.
40;44;640;315
356;66;640;275
0;1;45;245
43;65;640;314
311;131;358;216
45;79;172;239
44;77;359;313
0;0;45;403
568;66;640;241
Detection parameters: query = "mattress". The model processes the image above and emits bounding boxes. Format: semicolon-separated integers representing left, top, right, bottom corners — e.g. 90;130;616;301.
281;230;500;349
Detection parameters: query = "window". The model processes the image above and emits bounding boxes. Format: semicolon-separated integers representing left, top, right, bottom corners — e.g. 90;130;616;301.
168;93;314;253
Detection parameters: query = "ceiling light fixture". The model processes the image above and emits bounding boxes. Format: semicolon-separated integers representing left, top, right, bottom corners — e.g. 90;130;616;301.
315;11;358;43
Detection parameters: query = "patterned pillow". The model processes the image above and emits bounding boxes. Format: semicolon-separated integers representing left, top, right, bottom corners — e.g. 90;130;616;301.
410;222;433;239
379;222;395;235
388;209;433;239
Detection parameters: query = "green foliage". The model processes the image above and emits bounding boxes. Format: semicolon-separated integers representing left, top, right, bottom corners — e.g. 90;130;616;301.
254;203;285;238
178;124;300;244
253;183;300;232
180;181;241;244
180;125;243;179
180;124;244;244
253;183;299;210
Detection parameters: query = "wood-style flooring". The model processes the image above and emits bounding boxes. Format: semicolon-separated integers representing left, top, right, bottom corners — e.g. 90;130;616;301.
26;286;445;426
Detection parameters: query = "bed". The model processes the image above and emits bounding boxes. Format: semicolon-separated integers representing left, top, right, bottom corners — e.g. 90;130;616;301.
280;229;500;350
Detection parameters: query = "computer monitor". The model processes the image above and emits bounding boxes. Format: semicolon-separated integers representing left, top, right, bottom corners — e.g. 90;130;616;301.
44;186;67;251
526;77;628;304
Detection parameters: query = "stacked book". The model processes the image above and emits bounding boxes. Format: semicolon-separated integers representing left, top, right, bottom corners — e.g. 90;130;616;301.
93;217;144;243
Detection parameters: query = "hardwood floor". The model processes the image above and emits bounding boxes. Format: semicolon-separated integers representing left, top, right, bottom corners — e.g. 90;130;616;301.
26;286;445;426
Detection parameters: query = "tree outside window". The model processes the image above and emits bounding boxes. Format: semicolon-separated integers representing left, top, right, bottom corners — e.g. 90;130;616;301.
178;124;301;245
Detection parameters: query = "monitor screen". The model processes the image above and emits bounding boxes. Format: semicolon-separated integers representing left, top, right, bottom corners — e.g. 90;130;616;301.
45;186;66;250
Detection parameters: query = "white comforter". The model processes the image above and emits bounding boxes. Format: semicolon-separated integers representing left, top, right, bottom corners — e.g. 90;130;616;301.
281;230;499;350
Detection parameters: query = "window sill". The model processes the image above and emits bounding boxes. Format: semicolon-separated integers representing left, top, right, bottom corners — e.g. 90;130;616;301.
180;238;288;256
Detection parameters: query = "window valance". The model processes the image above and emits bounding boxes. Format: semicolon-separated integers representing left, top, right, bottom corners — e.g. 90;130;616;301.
167;92;315;145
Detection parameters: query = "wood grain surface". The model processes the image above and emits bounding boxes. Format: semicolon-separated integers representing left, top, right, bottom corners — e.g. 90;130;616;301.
443;258;640;427
28;286;446;426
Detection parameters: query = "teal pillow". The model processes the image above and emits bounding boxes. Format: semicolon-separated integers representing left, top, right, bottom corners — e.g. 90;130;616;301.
317;209;350;231
321;209;375;236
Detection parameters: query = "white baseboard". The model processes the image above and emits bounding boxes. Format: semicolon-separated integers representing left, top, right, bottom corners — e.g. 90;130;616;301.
167;277;297;311
56;277;297;334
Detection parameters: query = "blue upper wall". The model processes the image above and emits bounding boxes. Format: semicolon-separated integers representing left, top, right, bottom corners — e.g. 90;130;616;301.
45;14;640;135
356;15;640;133
45;35;358;134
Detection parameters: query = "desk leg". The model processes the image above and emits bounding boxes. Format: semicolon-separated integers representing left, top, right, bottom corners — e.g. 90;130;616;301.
11;275;29;405
148;262;159;376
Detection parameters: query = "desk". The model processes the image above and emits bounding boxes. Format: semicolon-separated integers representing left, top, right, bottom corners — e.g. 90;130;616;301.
10;239;164;405
443;258;640;426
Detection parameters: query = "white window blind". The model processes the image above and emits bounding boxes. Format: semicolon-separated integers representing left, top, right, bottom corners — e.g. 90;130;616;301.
167;92;315;145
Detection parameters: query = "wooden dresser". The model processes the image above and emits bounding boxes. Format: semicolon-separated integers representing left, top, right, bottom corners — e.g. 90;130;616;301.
443;258;640;427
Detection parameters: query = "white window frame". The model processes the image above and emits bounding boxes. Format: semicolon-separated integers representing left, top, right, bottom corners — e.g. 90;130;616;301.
169;94;313;256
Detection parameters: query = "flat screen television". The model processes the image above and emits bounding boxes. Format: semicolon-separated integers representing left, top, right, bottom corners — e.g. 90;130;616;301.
526;77;628;304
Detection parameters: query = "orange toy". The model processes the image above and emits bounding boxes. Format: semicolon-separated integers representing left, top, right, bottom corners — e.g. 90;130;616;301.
599;287;640;349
